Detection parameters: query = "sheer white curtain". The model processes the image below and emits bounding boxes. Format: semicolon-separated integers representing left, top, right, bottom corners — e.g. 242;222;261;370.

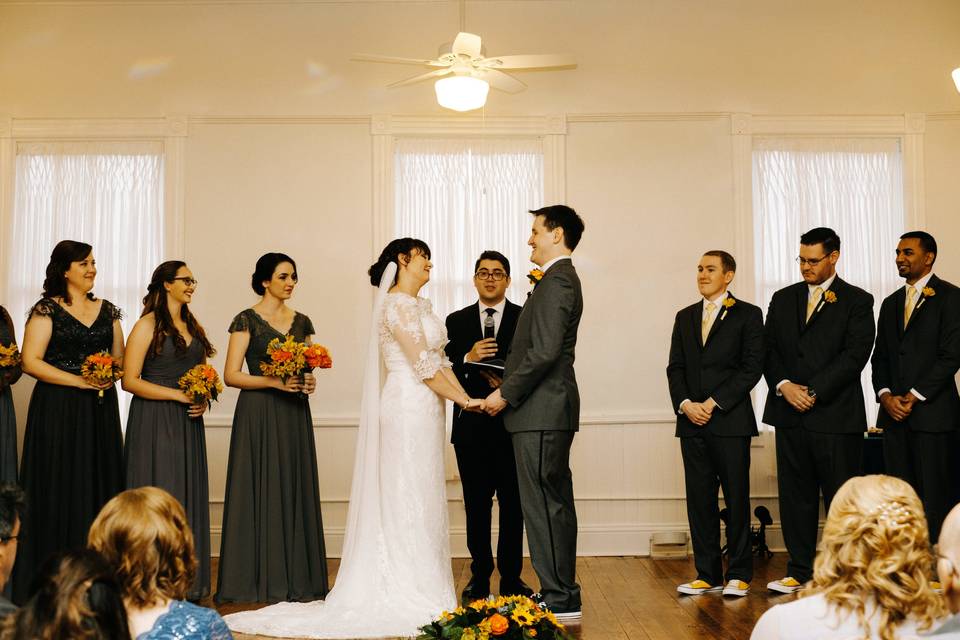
394;138;544;318
7;141;165;422
752;137;905;427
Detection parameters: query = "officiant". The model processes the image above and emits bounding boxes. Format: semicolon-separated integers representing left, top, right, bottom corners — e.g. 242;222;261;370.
445;250;532;604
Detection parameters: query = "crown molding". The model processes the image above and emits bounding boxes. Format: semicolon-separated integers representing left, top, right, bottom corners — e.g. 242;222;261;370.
189;115;369;126
568;112;727;123
927;112;960;121
10;117;171;139
747;114;912;136
371;114;566;136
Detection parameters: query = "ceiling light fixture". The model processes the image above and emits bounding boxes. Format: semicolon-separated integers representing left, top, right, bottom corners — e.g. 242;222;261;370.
434;75;489;111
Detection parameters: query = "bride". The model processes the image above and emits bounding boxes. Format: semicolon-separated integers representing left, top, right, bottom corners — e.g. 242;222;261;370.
225;238;486;638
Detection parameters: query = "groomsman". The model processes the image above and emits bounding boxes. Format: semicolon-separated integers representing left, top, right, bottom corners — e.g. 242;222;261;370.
445;251;531;604
872;231;960;545
484;205;585;622
763;227;875;593
667;251;763;597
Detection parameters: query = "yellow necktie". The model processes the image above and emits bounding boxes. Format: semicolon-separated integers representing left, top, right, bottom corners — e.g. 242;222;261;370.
806;287;823;322
702;302;716;343
904;286;917;328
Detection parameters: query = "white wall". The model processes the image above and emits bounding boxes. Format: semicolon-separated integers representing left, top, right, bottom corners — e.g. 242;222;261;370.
2;0;960;556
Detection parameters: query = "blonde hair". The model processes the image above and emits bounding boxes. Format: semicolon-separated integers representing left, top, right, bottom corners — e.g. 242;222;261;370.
805;475;945;640
88;487;197;608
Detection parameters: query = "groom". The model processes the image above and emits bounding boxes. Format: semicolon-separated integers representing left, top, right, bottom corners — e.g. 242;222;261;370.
484;204;585;622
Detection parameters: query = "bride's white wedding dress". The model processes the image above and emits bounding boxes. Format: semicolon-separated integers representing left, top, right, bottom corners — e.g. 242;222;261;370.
224;278;456;638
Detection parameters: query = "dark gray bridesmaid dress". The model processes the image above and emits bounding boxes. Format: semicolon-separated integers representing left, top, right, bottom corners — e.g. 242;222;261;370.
124;335;211;600
0;306;21;485
214;309;328;604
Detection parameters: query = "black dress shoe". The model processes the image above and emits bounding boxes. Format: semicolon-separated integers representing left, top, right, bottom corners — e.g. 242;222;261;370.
499;578;535;598
461;578;490;605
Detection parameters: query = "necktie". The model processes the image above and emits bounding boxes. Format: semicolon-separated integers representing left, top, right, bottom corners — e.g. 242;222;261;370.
806;287;823;322
904;286;917;328
702;302;716;343
483;308;496;340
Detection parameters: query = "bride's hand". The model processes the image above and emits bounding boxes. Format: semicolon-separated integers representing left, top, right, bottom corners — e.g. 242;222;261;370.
464;398;486;413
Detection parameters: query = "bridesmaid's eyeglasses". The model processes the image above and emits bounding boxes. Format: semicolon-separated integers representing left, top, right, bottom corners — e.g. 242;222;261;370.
172;277;198;287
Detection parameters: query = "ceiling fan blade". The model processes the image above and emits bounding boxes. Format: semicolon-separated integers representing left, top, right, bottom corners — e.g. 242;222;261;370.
387;68;453;88
480;54;577;70
479;69;526;94
352;53;448;67
452;32;483;58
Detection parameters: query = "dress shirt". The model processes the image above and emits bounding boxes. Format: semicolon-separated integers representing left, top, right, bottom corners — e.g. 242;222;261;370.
463;299;507;363
877;271;935;402
538;255;572;274
678;291;729;414
776;273;838;394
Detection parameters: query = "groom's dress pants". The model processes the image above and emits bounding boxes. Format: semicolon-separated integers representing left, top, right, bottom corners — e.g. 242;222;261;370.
512;430;581;611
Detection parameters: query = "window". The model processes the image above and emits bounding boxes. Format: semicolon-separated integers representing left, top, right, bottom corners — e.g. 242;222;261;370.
393;138;544;317
752;137;905;426
7;141;165;422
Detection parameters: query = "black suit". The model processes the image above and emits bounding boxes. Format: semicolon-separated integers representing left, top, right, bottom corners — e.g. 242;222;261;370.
446;299;524;588
872;274;960;542
667;293;763;585
762;276;875;582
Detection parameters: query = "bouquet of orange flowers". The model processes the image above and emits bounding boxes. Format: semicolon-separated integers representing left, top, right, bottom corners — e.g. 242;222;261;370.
418;595;572;640
304;343;333;371
260;335;307;380
178;364;224;408
0;343;20;369
81;351;123;402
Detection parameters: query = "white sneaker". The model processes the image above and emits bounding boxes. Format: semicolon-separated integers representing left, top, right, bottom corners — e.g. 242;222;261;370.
767;576;803;594
677;579;723;595
722;580;750;597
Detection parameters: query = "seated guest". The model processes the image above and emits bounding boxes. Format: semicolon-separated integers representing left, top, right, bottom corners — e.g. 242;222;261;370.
0;548;130;639
88;487;232;640
751;475;944;640
928;503;960;636
0;485;24;619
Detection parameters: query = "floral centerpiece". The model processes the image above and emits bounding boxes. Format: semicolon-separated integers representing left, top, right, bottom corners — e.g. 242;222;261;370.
0;343;20;369
178;364;224;409
81;351;123;402
418;595;573;640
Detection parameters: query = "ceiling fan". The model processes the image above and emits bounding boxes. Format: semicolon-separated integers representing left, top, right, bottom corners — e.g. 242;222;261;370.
352;31;576;111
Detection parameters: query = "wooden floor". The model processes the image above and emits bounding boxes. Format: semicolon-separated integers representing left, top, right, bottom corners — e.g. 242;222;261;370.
208;554;798;640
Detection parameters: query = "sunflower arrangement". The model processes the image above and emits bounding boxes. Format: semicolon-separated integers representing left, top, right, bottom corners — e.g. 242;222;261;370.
0;343;20;368
81;351;123;401
418;595;573;640
178;364;224;407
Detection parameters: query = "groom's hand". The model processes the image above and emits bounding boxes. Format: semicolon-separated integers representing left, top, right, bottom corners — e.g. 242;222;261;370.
484;388;508;416
479;370;503;389
467;338;498;362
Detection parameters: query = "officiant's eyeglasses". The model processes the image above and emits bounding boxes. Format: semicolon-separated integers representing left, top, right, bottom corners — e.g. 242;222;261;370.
475;270;507;281
172;277;198;287
796;255;830;267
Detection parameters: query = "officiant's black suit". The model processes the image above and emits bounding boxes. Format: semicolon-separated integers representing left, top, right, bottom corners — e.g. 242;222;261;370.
762;277;875;582
871;274;960;543
667;294;763;586
445;299;524;590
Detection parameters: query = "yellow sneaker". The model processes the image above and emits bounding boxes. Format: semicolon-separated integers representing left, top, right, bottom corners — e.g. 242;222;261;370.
677;579;723;595
767;576;802;594
723;580;750;597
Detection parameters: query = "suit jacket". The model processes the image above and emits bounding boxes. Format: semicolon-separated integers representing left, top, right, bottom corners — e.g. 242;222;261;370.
500;259;583;433
762;277;875;433
871;274;960;433
667;294;764;438
445;299;522;446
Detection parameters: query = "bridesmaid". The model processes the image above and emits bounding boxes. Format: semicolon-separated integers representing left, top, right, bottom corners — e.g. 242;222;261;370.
215;252;328;603
121;261;215;601
0;305;22;484
12;240;124;603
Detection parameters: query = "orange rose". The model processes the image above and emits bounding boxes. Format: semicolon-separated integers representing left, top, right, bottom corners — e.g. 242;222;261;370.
272;350;293;363
488;613;509;636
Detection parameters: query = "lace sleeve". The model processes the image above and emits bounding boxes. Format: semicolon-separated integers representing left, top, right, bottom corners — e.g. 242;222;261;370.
209;612;235;640
229;311;250;333
104;300;123;321
384;296;445;381
299;313;316;337
27;298;56;319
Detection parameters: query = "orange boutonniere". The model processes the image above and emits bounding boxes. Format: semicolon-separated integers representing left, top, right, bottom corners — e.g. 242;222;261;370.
527;269;544;287
823;290;837;303
923;287;936;298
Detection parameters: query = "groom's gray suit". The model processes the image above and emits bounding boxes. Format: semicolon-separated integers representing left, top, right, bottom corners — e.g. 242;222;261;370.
499;257;582;612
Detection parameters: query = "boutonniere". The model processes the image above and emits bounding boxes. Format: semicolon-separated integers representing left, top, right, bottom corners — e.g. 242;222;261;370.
719;297;736;320
527;269;544;287
823;290;837;304
916;286;935;311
